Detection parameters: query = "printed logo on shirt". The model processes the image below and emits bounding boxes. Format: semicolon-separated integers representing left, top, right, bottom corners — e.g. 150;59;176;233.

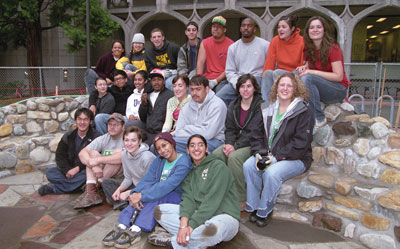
202;168;208;180
133;99;141;107
156;53;172;66
103;150;113;156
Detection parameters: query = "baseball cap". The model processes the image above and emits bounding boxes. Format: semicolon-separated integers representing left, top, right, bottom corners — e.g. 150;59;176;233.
212;16;227;27
149;68;165;79
108;113;125;124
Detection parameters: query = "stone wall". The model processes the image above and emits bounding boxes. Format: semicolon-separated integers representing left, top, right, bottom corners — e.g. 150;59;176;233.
0;96;88;177
272;102;400;249
0;96;399;248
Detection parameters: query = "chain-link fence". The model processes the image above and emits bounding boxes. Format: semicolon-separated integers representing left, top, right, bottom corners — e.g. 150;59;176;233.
0;67;88;106
0;63;399;124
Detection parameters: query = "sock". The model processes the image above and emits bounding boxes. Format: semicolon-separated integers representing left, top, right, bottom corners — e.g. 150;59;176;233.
86;179;96;185
129;225;141;232
118;224;127;230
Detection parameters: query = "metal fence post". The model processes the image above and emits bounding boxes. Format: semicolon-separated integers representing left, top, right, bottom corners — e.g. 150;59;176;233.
39;67;43;97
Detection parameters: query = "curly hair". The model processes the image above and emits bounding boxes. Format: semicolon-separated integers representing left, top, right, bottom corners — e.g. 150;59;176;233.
303;16;336;69
269;72;308;102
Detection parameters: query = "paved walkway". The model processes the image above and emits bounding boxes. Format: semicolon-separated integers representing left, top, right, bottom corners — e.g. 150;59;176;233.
0;171;364;249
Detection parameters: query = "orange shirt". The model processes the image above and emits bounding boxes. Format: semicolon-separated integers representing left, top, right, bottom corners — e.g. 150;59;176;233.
263;29;304;72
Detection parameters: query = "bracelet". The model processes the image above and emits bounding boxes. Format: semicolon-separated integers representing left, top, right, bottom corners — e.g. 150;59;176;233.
179;226;187;229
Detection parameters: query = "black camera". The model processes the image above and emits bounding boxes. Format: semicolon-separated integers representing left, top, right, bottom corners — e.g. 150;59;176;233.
256;155;272;171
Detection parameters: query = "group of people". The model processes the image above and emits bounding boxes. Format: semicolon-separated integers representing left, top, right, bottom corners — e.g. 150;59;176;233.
37;13;349;248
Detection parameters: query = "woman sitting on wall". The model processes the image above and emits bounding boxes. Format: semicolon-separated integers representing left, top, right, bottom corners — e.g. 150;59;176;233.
298;16;349;130
243;72;314;227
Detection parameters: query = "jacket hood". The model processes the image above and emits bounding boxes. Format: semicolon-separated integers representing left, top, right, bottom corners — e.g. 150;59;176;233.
287;28;302;44
188;89;216;110
126;143;150;160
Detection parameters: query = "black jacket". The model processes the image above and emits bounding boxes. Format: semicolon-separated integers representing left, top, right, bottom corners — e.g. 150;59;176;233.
55;127;101;175
225;94;263;149
144;40;180;72
139;87;174;134
250;98;314;169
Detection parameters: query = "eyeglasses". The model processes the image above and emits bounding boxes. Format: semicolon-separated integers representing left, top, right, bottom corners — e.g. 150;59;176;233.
108;122;122;128
189;142;205;149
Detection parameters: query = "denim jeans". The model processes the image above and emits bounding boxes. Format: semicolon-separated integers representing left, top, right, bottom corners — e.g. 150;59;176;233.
301;74;347;121
94;113;110;134
155;203;239;249
101;178;133;209
84;69;99;95
243;156;305;218
165;74;177;91
212;146;251;201
125;119;146;130
215;82;236;106
173;136;223;155
46;167;86;194
118;191;181;232
261;69;290;101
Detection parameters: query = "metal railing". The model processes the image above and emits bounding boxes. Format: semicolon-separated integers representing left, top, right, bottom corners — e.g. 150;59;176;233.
0;63;399;125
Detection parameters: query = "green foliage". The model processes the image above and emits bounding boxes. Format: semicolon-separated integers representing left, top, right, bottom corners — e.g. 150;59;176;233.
0;0;120;53
0;80;25;98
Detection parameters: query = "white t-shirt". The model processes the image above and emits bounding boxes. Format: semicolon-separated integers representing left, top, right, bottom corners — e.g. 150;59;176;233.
149;91;160;108
87;133;124;156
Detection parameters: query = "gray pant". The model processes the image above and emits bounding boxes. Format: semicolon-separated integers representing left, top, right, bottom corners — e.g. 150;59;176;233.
101;178;133;210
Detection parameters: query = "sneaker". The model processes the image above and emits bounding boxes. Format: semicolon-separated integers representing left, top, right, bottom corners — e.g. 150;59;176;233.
102;226;124;247
114;230;141;249
148;225;172;247
73;191;102;209
38;184;55;196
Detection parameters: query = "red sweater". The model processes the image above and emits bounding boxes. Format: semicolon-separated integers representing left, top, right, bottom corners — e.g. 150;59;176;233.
95;52;119;79
263;29;304;72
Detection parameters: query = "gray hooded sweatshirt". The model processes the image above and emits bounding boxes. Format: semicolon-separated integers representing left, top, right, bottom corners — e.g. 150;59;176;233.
120;143;156;188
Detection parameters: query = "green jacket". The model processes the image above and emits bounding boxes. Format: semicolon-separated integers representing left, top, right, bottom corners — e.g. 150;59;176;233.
179;154;240;229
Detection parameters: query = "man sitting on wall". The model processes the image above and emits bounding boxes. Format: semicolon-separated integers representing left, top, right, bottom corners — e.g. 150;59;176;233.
38;108;101;196
74;113;125;209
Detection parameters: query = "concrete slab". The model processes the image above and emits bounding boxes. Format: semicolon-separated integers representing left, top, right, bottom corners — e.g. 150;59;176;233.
9;185;37;195
61;211;119;249
289;241;365;249
0;188;22;206
0;171;44;185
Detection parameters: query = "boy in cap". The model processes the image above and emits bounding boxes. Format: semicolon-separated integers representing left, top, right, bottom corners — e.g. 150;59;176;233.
116;33;147;79
196;16;233;92
145;28;180;91
74;113;125;209
101;132;192;248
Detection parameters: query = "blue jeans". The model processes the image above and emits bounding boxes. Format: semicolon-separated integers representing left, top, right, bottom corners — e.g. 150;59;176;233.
165;74;177;91
243;156;305;218
155;203;239;249
261;69;290;101
94;113;110;134
173;136;223;155
46;167;86;194
301;74;347;121
84;69;99;95
118;191;181;232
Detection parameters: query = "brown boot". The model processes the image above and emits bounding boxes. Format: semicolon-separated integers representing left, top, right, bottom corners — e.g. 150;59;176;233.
73;183;102;209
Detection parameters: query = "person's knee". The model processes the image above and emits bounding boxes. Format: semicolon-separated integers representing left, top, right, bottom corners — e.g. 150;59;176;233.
201;223;218;237
153;205;162;221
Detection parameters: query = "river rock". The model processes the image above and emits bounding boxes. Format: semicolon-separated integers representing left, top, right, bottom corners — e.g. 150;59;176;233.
356;162;380;179
335;177;358;195
296;181;323;199
324;105;341;121
325;147;344;165
388;133;400;149
298;200;323;212
29;146;51;164
378;190;400;211
314;125;331;146
378;151;400;169
26;121;42;133
371;122;389;138
354;186;388;201
0;124;13;137
44;120;59;133
0;152;17;169
16;144;29;159
360;233;396;249
353;138;370;156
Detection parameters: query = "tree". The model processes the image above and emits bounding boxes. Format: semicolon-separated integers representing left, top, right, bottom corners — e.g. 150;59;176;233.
0;0;120;96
